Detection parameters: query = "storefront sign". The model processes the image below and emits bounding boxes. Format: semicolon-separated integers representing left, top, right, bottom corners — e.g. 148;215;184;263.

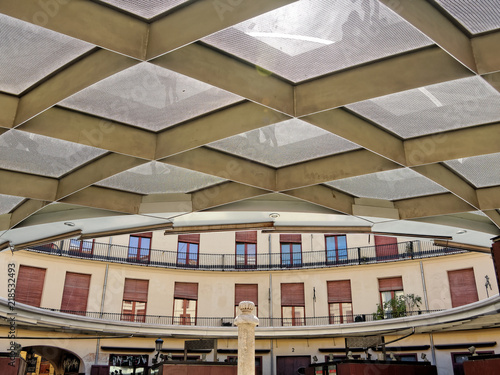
109;354;148;367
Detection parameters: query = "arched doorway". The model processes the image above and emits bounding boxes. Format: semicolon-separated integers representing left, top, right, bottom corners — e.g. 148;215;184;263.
22;346;84;375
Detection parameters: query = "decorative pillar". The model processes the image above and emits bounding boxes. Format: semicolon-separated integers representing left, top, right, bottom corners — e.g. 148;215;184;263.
234;301;259;375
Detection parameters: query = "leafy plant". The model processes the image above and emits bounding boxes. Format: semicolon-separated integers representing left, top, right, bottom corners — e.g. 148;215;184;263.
373;294;422;320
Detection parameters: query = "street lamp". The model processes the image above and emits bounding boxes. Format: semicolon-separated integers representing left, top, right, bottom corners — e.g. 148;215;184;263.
152;338;164;364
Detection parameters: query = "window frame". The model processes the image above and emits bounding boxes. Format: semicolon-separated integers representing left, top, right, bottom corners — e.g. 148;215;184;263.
280;242;302;267
128;233;152;263
235;242;257;269
176;241;200;267
325;235;348;264
69;239;95;256
173;298;198;325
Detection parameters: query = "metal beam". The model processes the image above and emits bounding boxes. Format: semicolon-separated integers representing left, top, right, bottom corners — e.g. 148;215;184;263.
405;123;500;166
0;169;57;201
20;107;157;160
151;43;294;116
483;210;500;230
9;199;48;228
472;31;500;75
477;186;500;210
0;0;148;59
395;193;475;219
411;164;479;208
15;49;139;126
0;93;18;128
60;186;143;214
191;182;271;212
160;148;276;191
155;101;290;159
276;150;401;191
295;46;473;116
56;154;147;200
379;0;476;72
283;185;354;215
302;108;406;165
147;0;298;59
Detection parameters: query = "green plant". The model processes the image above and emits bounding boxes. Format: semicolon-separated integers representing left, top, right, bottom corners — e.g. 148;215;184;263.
372;294;422;320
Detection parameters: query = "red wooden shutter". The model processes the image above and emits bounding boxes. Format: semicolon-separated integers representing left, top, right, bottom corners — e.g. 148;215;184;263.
280;234;301;243
61;272;91;314
448;268;479;308
236;231;257;243
15;265;46;307
133;232;152;238
327;280;352;303
123;278;149;302
178;234;200;243
235;284;258;305
281;283;305;306
378;277;403;292
174;282;198;300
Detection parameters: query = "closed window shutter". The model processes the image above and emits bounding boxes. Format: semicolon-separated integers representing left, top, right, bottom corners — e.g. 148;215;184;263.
280;234;301;243
61;272;91;314
378;277;403;292
174;282;198;300
448;268;479;308
235;284;258;306
15;265;46;307
327;280;352;303
178;234;200;244
235;231;257;243
281;283;305;306
123;278;149;302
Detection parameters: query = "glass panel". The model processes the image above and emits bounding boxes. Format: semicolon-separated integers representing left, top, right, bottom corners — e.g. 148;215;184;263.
282;306;293;326
342;303;353;323
292;243;302;265
247;243;257;266
177;242;187;265
281;244;291;266
81;240;93;253
337;236;348;261
329;303;341;324
209;119;360;167
96;161;227;194
128;236;139;258
293;306;305;326
69;239;81;250
188;243;198;265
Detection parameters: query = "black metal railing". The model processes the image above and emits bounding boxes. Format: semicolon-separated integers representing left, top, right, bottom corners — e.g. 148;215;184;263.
41;308;443;327
27;240;467;271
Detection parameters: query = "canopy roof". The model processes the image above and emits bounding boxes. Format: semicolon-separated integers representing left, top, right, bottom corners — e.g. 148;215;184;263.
0;0;499;249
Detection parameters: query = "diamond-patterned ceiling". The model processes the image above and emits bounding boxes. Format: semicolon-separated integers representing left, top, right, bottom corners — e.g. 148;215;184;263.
0;0;499;247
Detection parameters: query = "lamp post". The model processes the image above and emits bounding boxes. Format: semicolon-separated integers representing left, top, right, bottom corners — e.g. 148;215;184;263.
152;338;164;364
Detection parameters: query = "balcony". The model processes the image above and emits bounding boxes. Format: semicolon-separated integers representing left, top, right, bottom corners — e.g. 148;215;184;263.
27;240;466;271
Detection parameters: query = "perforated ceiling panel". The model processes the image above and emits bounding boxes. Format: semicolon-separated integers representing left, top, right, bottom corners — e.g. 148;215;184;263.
0;14;94;95
96;162;227;194
436;0;500;34
0;130;107;178
98;0;189;19
202;0;432;82
60;63;244;131
0;195;24;215
346;76;500;139
208;119;360;167
325;168;448;200
445;153;500;188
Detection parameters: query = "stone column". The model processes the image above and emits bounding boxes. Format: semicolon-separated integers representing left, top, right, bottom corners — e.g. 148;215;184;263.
234;301;259;375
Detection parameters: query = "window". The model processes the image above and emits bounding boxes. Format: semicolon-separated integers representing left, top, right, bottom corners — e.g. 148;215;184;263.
281;283;305;326
128;232;152;263
235;231;257;269
15;265;46;307
61;272;91;315
374;235;399;260
173;282;198;325
235;284;258;316
69;239;94;256
326;235;347;263
280;234;302;267
177;234;200;267
448;268;479;308
121;278;149;322
379;277;404;318
327;280;353;324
